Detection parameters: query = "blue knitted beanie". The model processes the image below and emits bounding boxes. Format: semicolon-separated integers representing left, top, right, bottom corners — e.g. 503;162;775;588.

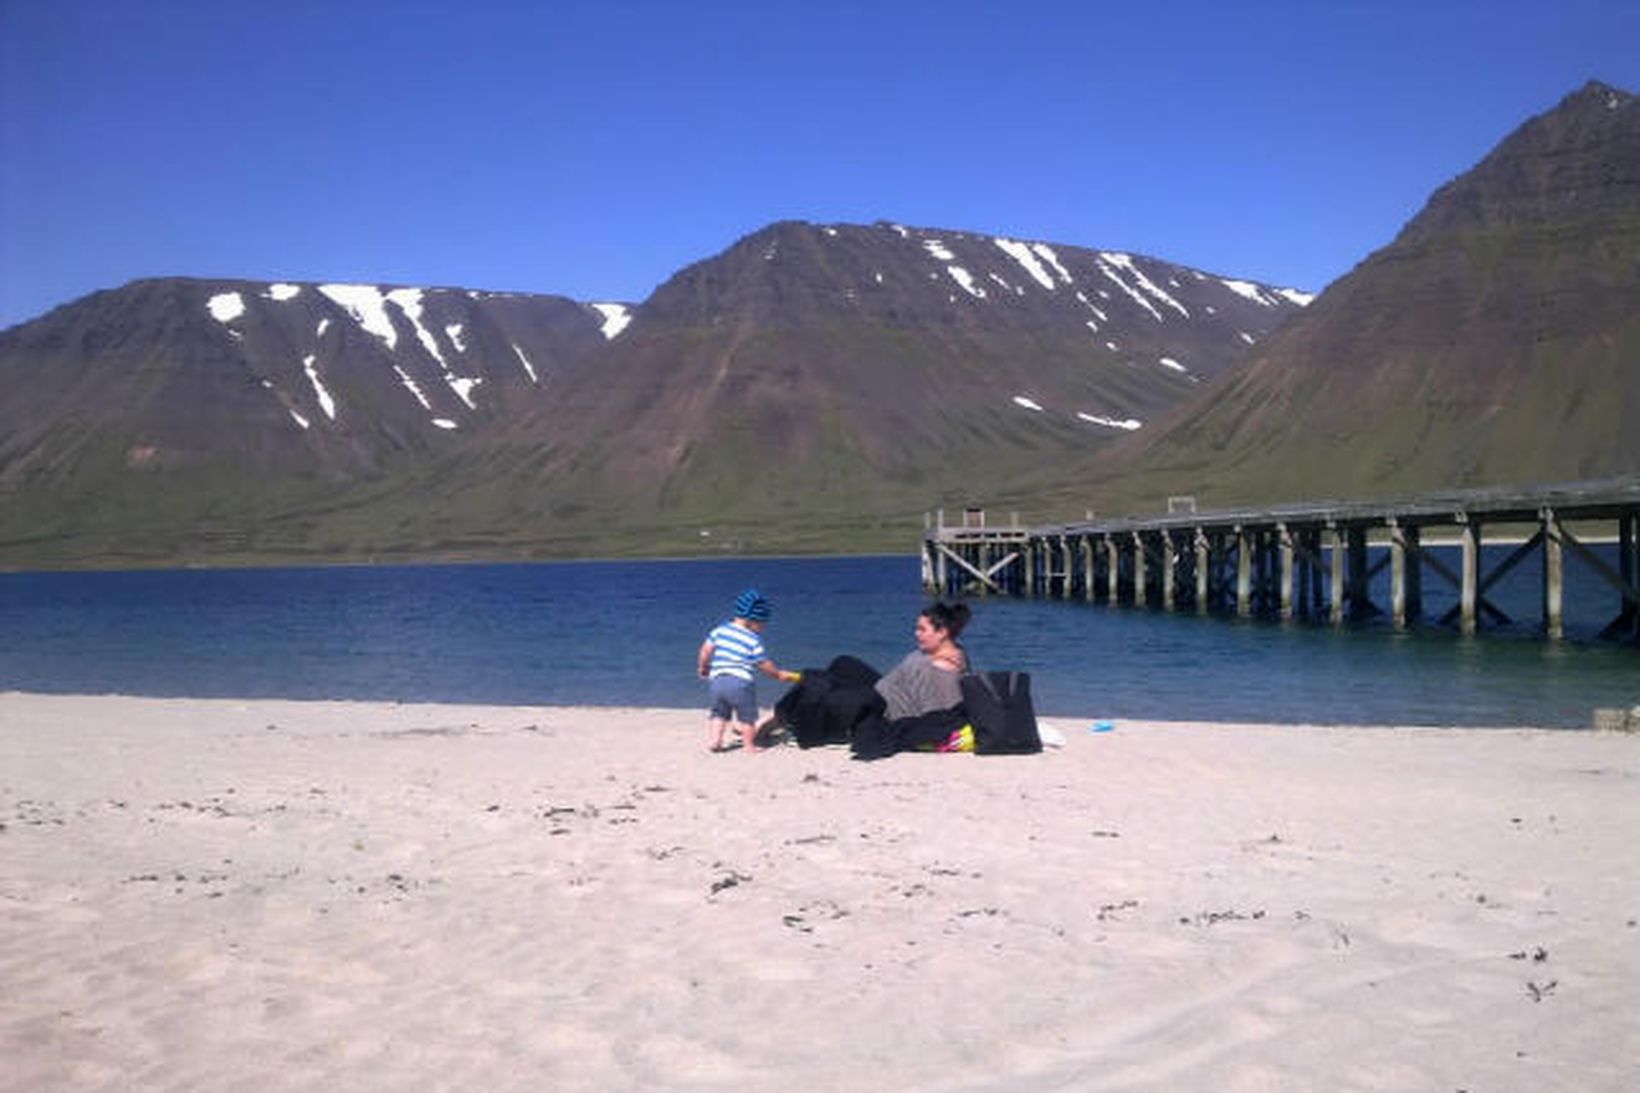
734;588;772;621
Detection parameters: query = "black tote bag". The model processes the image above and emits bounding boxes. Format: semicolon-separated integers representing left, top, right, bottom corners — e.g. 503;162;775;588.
959;671;1042;755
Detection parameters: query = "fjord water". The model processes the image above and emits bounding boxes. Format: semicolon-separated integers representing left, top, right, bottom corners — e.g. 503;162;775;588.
1;554;1634;727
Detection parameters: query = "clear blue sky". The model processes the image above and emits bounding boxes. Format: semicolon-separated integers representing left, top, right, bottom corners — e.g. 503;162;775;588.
2;0;1636;330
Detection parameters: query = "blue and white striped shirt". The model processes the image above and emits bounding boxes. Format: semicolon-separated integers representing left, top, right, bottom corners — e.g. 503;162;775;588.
706;620;766;681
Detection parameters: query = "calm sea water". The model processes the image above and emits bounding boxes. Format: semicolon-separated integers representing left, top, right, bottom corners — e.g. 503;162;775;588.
1;554;1634;727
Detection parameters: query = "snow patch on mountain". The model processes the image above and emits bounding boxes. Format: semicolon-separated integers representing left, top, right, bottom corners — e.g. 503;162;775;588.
513;344;539;383
1221;279;1276;306
302;355;337;420
592;303;632;339
994;238;1057;290
388;288;482;410
1033;243;1074;285
392;364;431;411
207;292;244;324
1079;412;1142;431
947;266;985;298
1101;253;1190;319
1221;279;1314;309
387;289;447;368
319;284;398;350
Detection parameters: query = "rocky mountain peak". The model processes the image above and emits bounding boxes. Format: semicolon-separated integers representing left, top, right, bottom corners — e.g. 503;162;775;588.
1400;77;1640;243
1086;80;1640;513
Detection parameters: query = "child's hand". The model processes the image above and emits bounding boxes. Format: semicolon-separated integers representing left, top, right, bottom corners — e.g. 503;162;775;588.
778;670;802;684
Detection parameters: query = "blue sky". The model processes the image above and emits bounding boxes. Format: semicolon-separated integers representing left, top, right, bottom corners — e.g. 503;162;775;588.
2;0;1636;330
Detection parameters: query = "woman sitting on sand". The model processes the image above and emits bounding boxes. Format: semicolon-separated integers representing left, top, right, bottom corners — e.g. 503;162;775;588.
871;601;970;722
774;601;974;759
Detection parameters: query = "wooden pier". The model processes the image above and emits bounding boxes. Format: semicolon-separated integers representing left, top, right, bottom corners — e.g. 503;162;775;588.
922;478;1640;641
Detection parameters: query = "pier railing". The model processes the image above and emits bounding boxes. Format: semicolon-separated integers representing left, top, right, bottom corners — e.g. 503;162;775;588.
922;477;1640;641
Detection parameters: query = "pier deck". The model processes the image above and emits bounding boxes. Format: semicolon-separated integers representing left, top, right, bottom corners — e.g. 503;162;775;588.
922;478;1640;641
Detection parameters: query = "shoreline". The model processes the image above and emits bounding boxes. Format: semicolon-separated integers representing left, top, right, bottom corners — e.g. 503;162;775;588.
0;548;923;577
5;693;1637;1090
4;686;1617;731
1;688;1598;731
4;529;1625;576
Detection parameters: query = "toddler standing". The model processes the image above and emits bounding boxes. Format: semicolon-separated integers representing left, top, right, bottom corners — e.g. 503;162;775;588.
697;588;799;753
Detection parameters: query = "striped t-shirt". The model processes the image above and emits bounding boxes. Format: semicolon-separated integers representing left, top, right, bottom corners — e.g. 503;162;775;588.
706;621;766;681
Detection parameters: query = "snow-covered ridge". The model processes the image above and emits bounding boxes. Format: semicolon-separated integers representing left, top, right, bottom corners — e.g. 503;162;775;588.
835;222;1311;328
202;280;604;435
1222;279;1314;308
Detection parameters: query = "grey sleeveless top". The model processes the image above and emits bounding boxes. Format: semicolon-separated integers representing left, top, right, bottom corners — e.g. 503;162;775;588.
874;650;965;721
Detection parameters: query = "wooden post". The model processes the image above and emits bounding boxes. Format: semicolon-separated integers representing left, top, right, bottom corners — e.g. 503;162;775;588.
1083;535;1096;603
1106;536;1120;605
1459;519;1479;636
1162;532;1177;611
1307;529;1326;617
1347;527;1369;621
1390;519;1408;630
1236;527;1252;618
1278;523;1294;620
1329;526;1345;625
1405;524;1423;623
1132;532;1148;608
1543;508;1564;640
1200;528;1213;613
1024;537;1037;597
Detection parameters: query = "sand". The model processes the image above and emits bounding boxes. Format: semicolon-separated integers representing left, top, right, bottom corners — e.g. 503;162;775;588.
2;692;1637;1091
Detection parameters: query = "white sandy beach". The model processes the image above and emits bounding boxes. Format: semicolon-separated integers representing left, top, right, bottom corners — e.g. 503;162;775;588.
2;692;1637;1091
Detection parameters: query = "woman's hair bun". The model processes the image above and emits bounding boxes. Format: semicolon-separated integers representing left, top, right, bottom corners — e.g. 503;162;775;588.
924;600;971;637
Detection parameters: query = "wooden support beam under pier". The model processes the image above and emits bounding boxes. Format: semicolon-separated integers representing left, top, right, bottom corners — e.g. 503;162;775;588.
923;477;1640;643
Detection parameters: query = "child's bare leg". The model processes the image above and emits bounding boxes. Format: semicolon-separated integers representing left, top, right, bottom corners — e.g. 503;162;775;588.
707;716;729;752
738;720;762;753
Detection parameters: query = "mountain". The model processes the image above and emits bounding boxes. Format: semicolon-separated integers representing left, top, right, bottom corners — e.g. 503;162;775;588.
0;278;617;562
0;223;1305;566
0;277;616;481
282;221;1312;557
1075;80;1640;514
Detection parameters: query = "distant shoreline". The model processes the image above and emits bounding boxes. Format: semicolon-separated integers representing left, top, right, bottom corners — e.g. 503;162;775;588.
0;548;924;577
4;527;1627;576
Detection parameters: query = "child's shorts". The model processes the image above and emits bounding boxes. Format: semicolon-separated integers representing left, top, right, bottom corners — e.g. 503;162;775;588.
709;674;758;724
